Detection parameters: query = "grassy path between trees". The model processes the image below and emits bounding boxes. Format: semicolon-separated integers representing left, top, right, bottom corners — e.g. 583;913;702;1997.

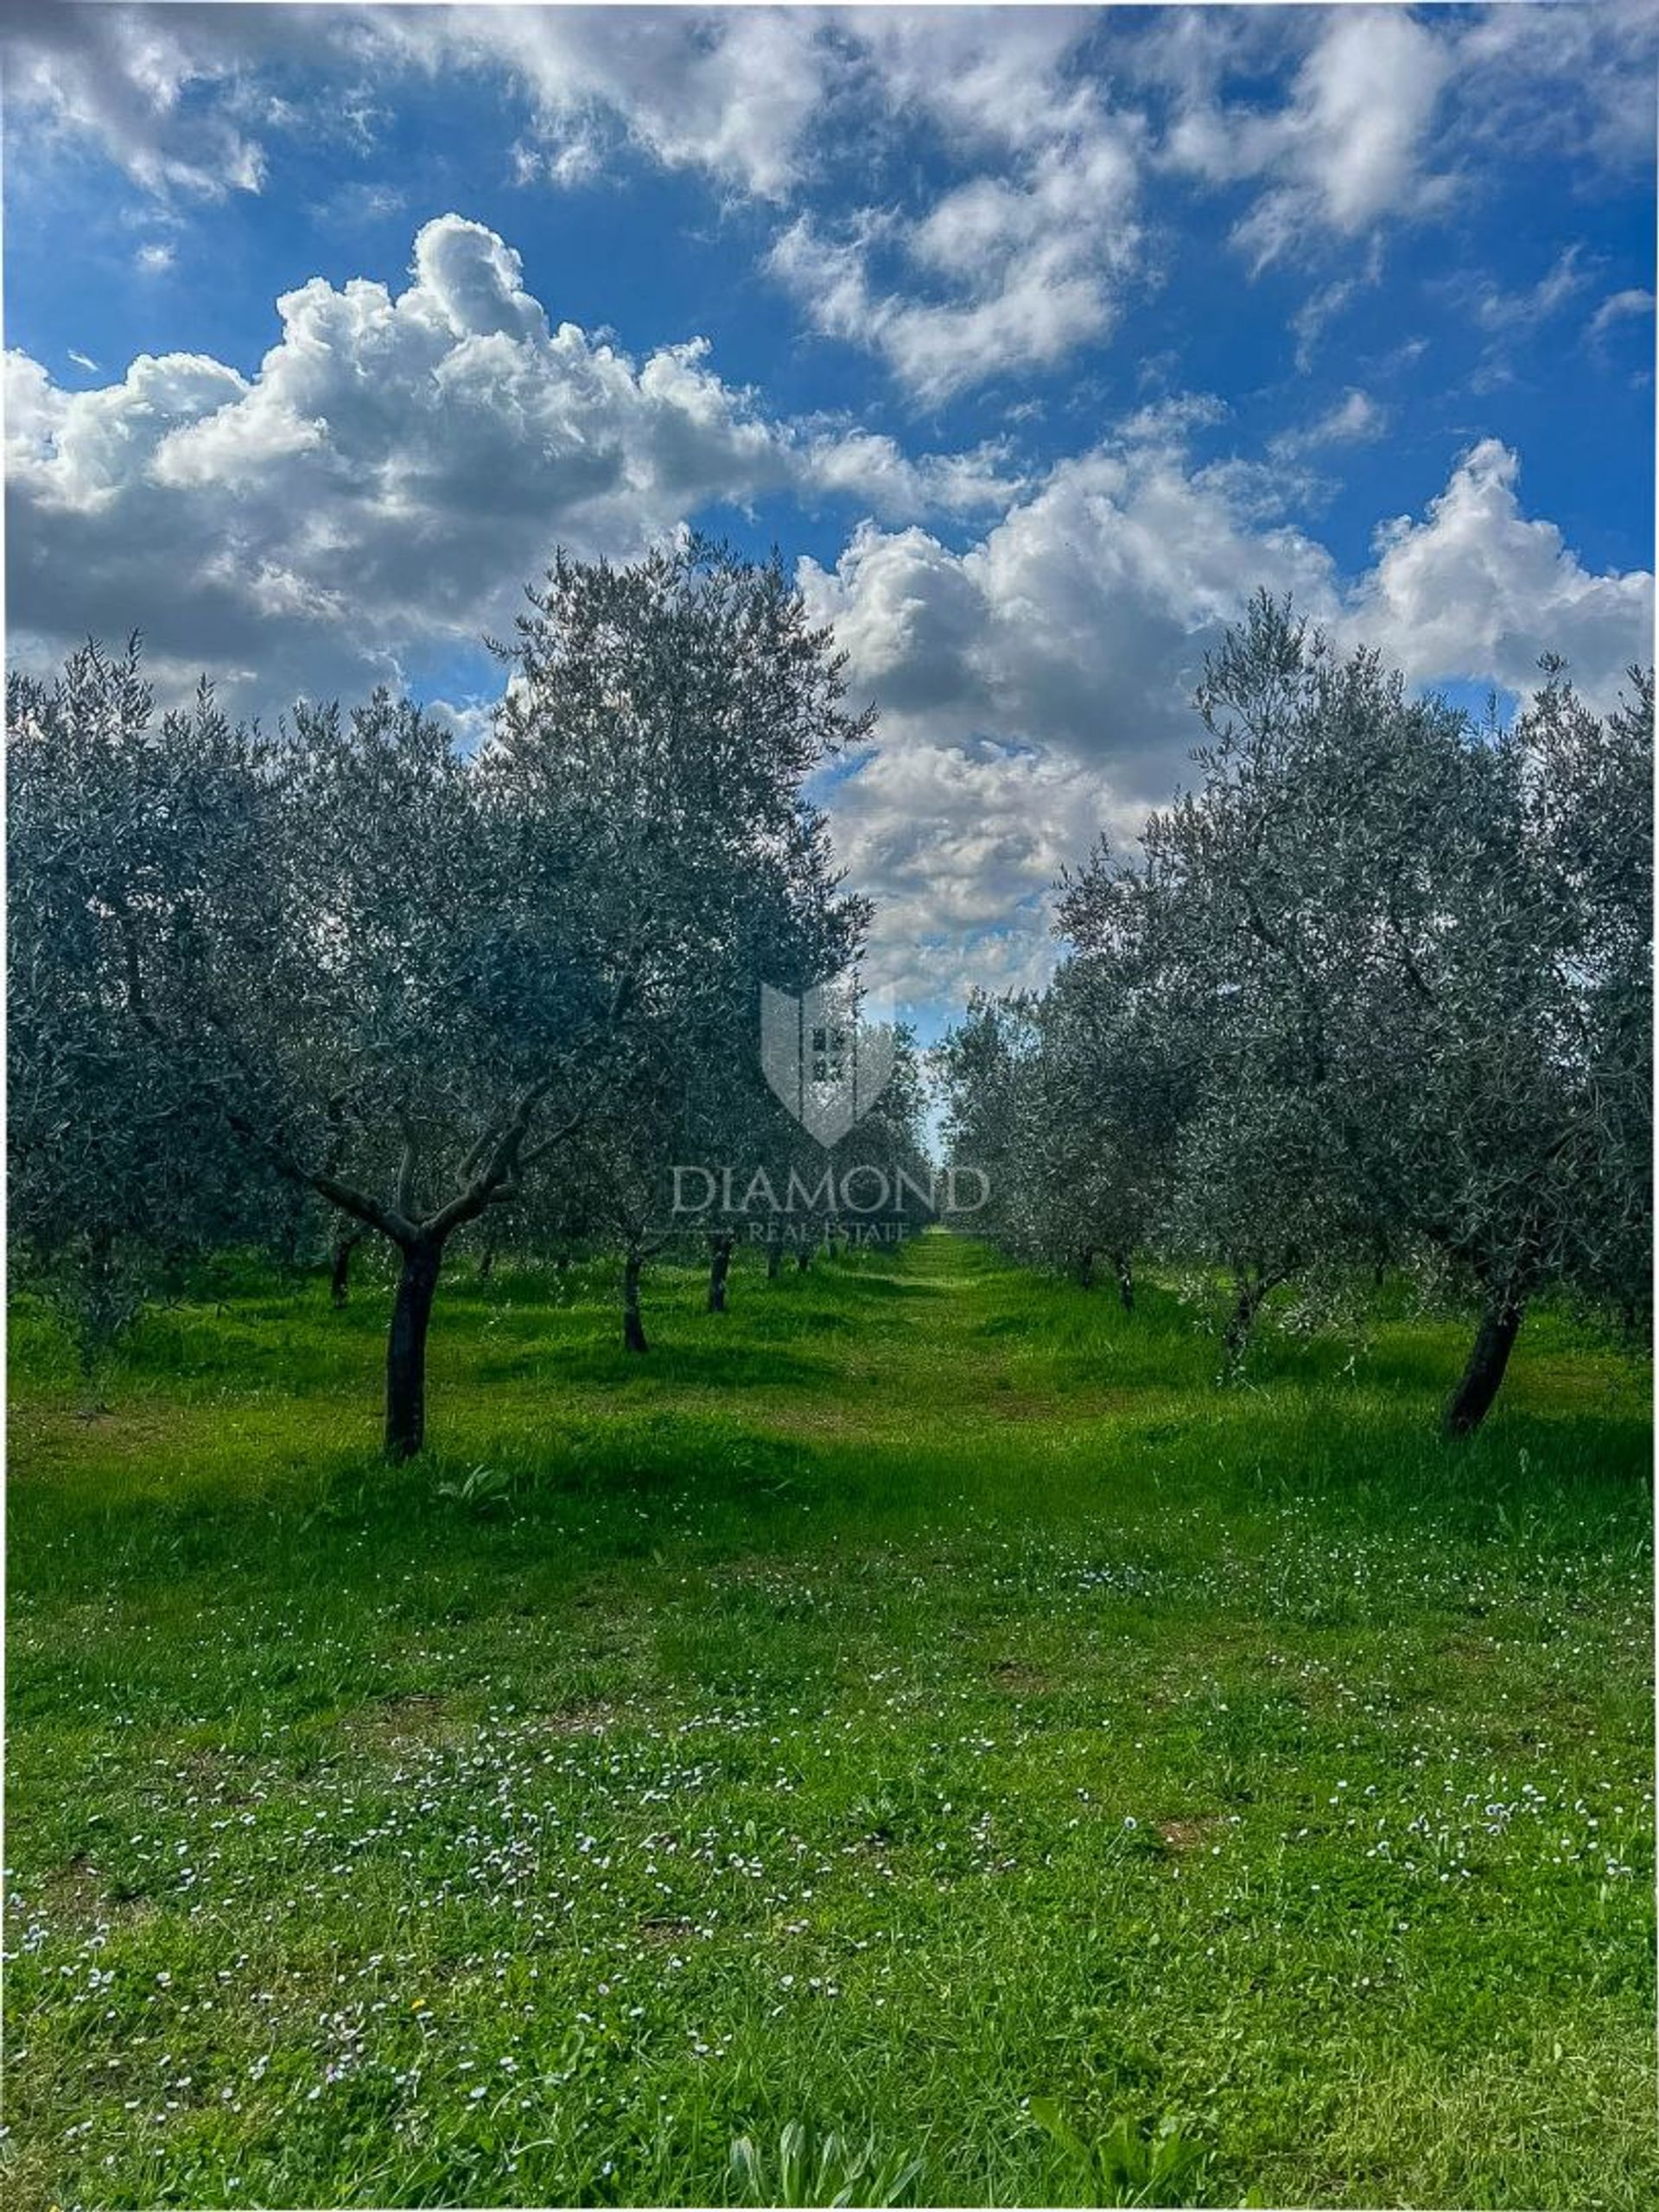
6;1236;1653;2207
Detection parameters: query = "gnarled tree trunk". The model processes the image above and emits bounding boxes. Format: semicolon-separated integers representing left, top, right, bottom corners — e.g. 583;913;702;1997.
1114;1251;1135;1313
1222;1281;1260;1377
331;1225;366;1307
796;1247;812;1273
707;1232;734;1313
1443;1291;1524;1437
623;1249;648;1354
385;1237;443;1459
1077;1248;1095;1290
1220;1256;1294;1383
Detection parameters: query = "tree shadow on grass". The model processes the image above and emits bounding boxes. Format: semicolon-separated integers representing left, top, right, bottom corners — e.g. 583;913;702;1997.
807;1270;946;1303
17;1406;836;1611
511;1340;846;1395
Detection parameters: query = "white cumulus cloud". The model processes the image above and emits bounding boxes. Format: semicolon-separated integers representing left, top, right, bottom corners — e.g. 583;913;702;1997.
770;112;1143;402
1349;440;1654;702
808;427;1651;999
5;214;1016;707
1165;9;1453;267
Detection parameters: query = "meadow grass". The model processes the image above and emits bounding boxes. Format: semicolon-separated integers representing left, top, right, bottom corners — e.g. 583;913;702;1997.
5;1234;1653;2208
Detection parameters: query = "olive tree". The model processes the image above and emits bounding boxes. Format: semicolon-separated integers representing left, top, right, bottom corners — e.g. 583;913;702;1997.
938;967;1181;1309
486;537;871;1348
936;994;1038;1260
8;912;274;1382
1028;955;1192;1308
10;541;876;1450
1059;595;1651;1429
810;1019;932;1252
9;642;626;1456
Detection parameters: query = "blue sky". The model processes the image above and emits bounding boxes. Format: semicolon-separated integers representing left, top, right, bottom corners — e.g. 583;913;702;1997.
4;3;1655;1027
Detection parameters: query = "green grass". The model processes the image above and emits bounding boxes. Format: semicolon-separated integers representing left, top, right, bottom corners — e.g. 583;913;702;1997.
5;1235;1653;2208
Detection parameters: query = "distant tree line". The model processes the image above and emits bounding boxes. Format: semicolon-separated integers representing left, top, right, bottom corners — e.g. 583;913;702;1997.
938;595;1652;1435
9;540;930;1458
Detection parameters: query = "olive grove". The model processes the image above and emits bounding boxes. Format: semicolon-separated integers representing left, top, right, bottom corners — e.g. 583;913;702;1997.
8;542;890;1454
12;569;1648;1452
941;597;1653;1434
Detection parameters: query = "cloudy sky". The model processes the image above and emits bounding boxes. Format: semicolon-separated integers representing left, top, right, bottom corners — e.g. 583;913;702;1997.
4;3;1655;1027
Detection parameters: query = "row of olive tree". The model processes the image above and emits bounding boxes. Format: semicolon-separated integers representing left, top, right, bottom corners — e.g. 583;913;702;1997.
10;540;917;1456
939;596;1651;1434
477;1016;933;1353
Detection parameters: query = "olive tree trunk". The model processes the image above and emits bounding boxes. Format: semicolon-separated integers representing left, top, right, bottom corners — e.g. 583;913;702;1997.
1114;1251;1135;1312
331;1225;366;1307
385;1237;443;1460
623;1249;648;1354
1220;1257;1294;1383
707;1232;734;1313
1221;1273;1272;1381
1442;1292;1524;1437
1222;1286;1258;1375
